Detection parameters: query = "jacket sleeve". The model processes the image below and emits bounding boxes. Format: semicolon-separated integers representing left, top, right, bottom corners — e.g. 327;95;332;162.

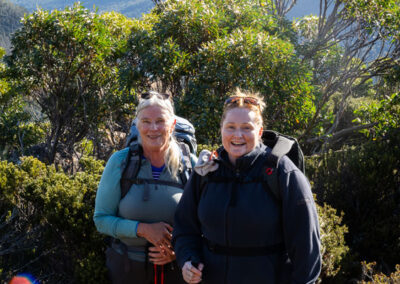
93;149;140;239
279;158;322;284
172;171;204;268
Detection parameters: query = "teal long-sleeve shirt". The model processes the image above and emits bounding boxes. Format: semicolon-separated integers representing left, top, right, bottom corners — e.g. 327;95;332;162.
94;148;140;239
94;147;197;241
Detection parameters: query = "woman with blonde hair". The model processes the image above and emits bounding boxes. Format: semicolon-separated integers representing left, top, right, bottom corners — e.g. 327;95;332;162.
94;91;196;284
173;89;321;283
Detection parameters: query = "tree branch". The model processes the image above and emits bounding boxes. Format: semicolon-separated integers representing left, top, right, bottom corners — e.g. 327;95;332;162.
306;122;379;144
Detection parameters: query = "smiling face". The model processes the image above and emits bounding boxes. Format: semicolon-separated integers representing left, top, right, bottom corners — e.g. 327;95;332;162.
137;105;175;154
221;107;263;165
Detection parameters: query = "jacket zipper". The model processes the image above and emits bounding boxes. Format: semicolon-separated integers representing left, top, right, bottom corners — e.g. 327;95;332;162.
223;169;240;284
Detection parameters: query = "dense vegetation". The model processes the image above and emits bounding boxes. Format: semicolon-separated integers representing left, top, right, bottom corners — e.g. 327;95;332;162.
0;0;399;283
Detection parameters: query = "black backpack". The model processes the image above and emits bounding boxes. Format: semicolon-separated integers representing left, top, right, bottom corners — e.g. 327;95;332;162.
262;130;304;173
261;130;305;201
120;115;197;199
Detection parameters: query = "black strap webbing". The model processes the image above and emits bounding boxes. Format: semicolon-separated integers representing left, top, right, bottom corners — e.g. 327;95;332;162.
120;146;142;199
204;238;285;256
120;143;191;199
122;178;184;189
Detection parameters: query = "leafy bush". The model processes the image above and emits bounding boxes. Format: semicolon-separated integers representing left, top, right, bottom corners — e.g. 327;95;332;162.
307;129;400;276
358;262;400;284
4;4;134;164
317;202;349;282
123;0;315;144
0;156;107;283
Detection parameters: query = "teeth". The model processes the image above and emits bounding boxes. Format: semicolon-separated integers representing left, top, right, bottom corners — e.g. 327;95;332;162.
232;142;244;145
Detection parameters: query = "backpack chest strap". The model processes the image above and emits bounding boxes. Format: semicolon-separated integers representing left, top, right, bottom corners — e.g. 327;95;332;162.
123;178;184;189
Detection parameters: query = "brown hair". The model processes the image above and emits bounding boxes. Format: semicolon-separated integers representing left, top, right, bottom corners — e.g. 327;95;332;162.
221;88;266;128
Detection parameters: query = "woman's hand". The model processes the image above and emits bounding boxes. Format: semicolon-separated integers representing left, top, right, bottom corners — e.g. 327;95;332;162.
136;222;174;255
182;261;204;284
148;246;176;265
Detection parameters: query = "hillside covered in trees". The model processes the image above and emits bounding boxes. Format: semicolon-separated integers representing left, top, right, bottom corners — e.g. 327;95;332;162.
8;0;153;17
0;0;26;52
0;0;399;282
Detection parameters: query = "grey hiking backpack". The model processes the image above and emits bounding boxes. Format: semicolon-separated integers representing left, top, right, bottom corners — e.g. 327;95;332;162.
120;115;197;199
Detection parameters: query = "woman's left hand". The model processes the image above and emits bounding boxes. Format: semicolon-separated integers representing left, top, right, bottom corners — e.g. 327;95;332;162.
148;245;176;265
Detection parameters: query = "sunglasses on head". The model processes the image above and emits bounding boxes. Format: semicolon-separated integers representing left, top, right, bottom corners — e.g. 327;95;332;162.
224;96;260;108
140;91;171;100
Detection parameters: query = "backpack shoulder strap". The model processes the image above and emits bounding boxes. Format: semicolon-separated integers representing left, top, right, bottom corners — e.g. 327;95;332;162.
196;173;209;202
262;165;281;202
178;142;192;185
262;146;285;203
120;144;142;199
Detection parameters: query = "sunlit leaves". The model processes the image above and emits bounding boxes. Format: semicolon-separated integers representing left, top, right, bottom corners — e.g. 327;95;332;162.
123;0;315;143
4;3;133;162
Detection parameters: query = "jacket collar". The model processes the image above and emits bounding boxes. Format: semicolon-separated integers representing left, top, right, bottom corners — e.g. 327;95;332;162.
216;143;266;171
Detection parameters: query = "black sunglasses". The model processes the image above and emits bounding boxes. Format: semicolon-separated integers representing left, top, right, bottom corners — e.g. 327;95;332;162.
140;91;171;100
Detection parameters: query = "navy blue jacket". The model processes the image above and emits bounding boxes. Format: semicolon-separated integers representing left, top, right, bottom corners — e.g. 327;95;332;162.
173;144;321;284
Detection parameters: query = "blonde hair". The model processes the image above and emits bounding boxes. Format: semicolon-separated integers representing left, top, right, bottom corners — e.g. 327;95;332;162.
135;92;181;178
221;88;266;128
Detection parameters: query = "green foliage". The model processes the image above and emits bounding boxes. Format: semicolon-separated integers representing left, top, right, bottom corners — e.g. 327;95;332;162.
122;0;315;144
196;143;221;155
294;15;344;87
343;0;400;41
354;92;400;138
358;262;400;283
3;4;134;163
291;0;400;154
317;202;349;281
306;129;400;275
0;47;45;160
0;156;107;283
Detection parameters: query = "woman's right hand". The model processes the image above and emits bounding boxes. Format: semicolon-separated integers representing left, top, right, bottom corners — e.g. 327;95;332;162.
136;222;173;255
182;261;204;284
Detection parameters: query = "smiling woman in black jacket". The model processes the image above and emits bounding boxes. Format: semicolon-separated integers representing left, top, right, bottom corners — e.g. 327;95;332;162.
173;89;321;284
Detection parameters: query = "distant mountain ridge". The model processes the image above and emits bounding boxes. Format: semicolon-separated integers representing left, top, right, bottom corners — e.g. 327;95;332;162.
0;0;26;52
8;0;154;18
8;0;319;19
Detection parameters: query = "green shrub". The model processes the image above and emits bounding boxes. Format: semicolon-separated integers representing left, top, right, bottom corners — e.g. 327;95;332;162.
358;262;400;283
0;156;107;283
196;143;221;155
123;0;315;144
317;202;349;282
306;129;400;276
